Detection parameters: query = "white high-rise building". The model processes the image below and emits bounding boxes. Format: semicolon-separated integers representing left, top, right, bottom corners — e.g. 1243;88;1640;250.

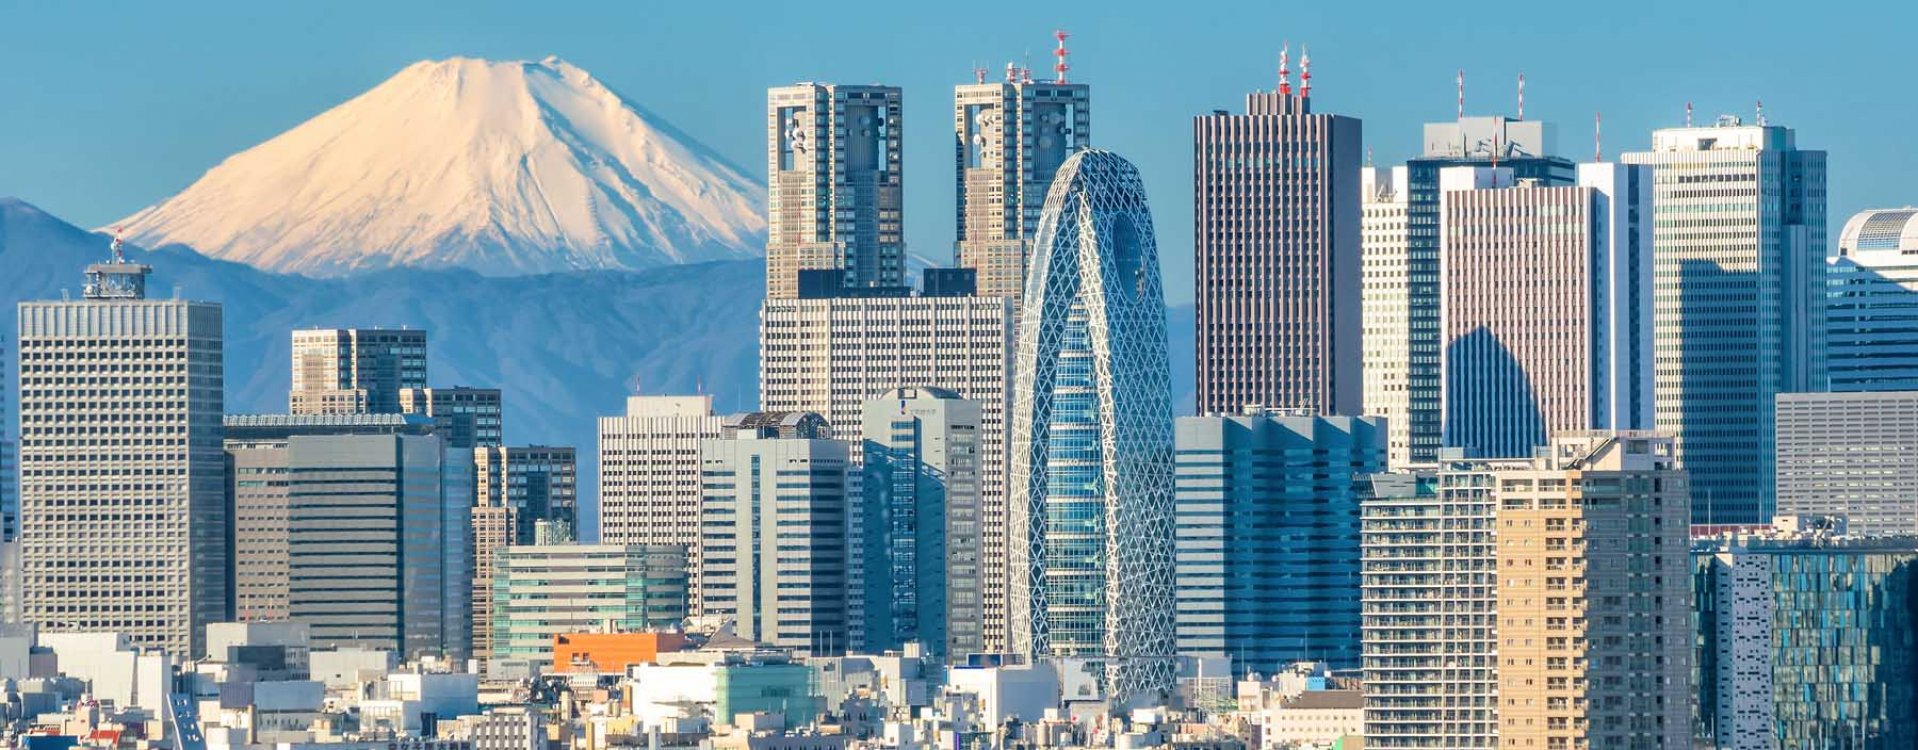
697;412;851;654
1438;162;1655;458
1622;118;1826;524
759;293;1013;646
766;83;905;300
954;73;1090;307
859;387;985;659
1361;166;1412;468
597;396;724;550
1828;208;1918;391
17;238;226;657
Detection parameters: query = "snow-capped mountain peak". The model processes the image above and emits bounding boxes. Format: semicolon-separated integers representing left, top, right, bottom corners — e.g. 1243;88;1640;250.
113;56;766;277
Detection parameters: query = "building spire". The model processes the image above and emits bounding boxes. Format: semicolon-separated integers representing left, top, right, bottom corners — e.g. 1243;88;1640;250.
1278;43;1292;97
1756;99;1766;126
1299;45;1312;98
1053;29;1070;84
1516;72;1524;121
1457;69;1465;120
1594;111;1603;162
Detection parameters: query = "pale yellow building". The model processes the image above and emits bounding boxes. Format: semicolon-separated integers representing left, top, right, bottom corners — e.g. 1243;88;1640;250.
1491;432;1691;749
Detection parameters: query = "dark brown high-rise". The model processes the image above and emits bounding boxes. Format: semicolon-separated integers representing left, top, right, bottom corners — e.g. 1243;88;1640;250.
1193;54;1362;416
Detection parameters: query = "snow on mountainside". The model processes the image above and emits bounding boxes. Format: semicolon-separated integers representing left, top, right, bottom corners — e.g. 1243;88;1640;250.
112;57;766;277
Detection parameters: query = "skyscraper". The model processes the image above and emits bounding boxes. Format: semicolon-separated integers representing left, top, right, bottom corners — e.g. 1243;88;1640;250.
401;386;502;448
1439;162;1654;458
1193;59;1363;417
17;238;226;657
1360;166;1413;468
1623;118;1827;523
1488;433;1691;750
1380;115;1577;465
1008;149;1176;703
224;413;468;659
476;445;578;543
766;83;905;300
597;395;724;551
860;387;984;659
288;328;427;415
759;290;1013;645
1827;208;1918;391
954;70;1090;306
1173;410;1383;670
697;412;851;654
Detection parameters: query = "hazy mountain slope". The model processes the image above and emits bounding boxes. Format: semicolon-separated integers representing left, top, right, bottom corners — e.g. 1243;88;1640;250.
7;198;1198;537
113;57;766;277
5;197;761;537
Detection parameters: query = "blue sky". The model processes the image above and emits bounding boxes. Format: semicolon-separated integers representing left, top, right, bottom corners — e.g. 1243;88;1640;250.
1;0;1905;303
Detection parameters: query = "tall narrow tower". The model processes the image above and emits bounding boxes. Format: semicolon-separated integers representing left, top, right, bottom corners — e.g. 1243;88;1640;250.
766;83;905;299
1008;149;1176;704
17;234;227;657
954;54;1090;307
1193;54;1364;416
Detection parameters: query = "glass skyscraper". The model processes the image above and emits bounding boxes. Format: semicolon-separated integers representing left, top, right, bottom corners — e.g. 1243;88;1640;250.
1008;149;1176;704
1173;411;1384;671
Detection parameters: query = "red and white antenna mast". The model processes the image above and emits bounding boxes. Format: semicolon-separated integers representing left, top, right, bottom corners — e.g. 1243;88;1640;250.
1052;29;1070;84
974;64;986;85
1299;45;1312;98
1005;61;1017;84
1278;43;1292;97
110;225;126;263
1516;72;1525;121
1457;69;1465;120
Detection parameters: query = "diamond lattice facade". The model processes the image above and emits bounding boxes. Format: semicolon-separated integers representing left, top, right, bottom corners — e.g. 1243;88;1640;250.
1007;149;1176;704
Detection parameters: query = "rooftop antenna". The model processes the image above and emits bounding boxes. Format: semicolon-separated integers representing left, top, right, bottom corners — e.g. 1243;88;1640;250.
1278;43;1292;97
1005;61;1017;84
973;62;986;85
1299;45;1312;98
1491;131;1500;169
1365;146;1374;168
110;225;126;263
1756;99;1766;126
1686;101;1694;128
1052;29;1070;84
1021;49;1033;84
1457;69;1465;120
1516;72;1524;121
1594;111;1603;162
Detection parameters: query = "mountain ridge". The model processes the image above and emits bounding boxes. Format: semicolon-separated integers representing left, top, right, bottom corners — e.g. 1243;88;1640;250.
110;57;767;278
5;197;1195;538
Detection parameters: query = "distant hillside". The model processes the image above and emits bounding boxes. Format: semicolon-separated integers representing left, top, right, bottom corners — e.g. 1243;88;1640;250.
3;197;1197;537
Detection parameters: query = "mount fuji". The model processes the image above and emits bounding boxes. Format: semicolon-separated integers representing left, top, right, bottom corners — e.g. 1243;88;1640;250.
112;57;766;277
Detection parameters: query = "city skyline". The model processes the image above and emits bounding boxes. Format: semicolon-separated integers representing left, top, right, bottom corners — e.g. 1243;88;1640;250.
0;0;1901;305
